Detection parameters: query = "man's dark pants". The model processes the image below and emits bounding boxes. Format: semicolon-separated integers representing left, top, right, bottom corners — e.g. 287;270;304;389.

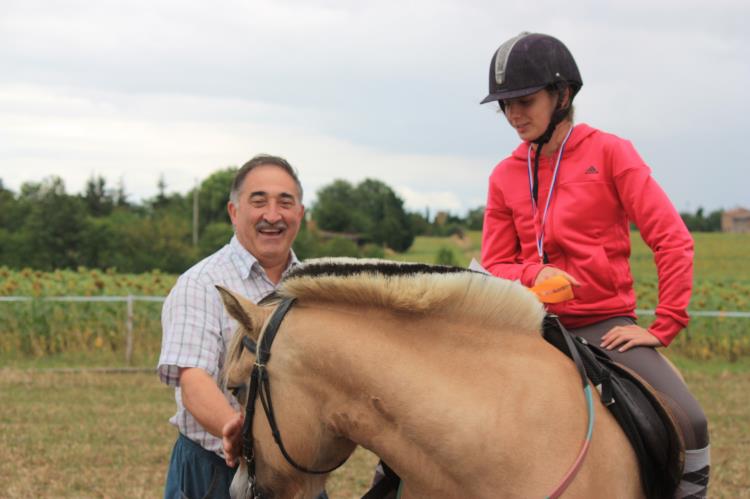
164;433;329;499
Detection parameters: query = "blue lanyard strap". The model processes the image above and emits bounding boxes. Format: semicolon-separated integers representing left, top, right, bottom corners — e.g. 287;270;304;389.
526;125;575;261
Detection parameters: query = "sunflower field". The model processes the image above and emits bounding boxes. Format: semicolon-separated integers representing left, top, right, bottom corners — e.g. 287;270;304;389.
1;232;748;365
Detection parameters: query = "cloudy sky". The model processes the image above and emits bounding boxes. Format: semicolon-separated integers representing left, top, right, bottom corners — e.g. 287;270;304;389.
1;0;747;214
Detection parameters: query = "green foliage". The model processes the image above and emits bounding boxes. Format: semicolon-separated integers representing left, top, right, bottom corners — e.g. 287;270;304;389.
313;180;362;233
465;206;485;231
17;177;89;270
361;244;385;258
319;237;360;257
408;212;431;236
293;225;370;259
680;207;723;232
198;167;236;229
312;178;414;251
83;175;114;217
435;246;459;266
199;222;234;258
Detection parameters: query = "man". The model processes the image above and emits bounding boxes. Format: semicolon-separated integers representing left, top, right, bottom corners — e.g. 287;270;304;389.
158;154;311;499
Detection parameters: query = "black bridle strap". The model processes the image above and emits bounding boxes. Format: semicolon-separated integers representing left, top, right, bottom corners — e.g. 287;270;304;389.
241;296;346;481
241;297;297;477
242;336;257;354
258;366;346;474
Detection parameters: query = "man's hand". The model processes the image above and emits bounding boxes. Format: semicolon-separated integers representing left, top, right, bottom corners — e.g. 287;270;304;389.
601;324;662;352
222;412;245;467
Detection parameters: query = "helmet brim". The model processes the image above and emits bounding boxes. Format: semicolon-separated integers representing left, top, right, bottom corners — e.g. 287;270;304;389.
480;84;546;105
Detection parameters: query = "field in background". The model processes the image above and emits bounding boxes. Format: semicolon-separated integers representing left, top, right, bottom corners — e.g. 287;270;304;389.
1;232;749;497
6;231;747;366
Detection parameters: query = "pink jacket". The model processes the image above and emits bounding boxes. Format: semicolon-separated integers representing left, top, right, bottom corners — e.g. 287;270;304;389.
481;124;693;346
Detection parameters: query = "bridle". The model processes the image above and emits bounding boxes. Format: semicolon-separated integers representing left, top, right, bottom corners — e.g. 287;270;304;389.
235;297;347;499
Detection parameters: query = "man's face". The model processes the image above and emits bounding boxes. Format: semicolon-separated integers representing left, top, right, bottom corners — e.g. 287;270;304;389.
228;164;304;271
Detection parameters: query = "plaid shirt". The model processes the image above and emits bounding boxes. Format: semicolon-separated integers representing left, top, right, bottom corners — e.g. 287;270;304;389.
158;235;299;456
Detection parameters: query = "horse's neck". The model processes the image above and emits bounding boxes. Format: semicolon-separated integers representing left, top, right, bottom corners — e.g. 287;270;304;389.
279;303;543;491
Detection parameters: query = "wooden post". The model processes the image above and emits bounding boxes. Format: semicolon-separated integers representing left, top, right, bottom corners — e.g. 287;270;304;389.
125;295;134;365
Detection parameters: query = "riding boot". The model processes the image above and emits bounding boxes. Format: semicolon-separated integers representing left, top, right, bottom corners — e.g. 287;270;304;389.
674;445;710;498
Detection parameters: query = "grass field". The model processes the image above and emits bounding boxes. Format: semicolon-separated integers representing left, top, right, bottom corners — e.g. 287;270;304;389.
1;231;749;497
1;357;747;498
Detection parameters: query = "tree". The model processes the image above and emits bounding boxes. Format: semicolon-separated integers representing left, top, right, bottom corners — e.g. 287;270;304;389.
113;177;130;208
0;179;17;230
199;222;234;258
199;168;236;230
312;178;415;252
435;247;459;266
680;207;723;232
312;180;361;233
153;173;170;209
83;175;114;217
466;206;485;231
17;177;89;270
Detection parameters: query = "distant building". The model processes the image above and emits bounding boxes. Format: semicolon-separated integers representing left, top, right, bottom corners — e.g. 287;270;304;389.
722;207;750;233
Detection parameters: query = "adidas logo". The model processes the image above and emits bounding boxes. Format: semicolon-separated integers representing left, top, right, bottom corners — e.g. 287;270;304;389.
585;165;599;174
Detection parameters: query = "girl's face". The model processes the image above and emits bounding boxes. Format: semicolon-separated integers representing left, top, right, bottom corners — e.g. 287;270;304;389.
502;89;557;142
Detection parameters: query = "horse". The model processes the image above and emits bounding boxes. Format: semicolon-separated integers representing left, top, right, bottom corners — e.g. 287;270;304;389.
219;259;642;499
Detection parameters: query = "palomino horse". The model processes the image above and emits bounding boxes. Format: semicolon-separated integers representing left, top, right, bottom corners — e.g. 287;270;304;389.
220;259;642;499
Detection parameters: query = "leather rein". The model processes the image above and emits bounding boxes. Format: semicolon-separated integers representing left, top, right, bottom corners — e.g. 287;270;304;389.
236;297;346;499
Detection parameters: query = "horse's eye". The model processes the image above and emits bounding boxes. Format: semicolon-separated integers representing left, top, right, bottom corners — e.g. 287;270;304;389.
229;384;248;403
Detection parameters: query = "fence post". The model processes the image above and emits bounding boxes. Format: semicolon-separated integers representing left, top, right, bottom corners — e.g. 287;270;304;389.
125;295;134;365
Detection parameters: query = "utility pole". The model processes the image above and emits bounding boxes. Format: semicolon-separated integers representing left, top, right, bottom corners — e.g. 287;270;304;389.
192;178;199;246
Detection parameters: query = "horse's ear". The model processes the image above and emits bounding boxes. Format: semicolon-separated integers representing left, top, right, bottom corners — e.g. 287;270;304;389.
215;286;267;341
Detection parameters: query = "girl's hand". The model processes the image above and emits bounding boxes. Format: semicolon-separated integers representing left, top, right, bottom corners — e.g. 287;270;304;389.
534;266;581;287
601;324;662;352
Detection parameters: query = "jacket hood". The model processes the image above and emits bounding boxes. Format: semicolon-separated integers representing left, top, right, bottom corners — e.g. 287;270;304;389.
511;123;597;160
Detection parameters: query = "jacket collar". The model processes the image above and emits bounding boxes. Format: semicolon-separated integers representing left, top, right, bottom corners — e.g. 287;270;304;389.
511;123;596;161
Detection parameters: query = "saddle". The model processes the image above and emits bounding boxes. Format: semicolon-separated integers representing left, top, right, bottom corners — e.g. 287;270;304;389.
542;315;685;499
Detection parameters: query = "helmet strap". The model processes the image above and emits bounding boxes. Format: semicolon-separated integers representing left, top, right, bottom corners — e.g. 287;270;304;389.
531;88;571;203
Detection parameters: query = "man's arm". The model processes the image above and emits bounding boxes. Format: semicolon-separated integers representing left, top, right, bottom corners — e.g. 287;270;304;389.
180;367;244;466
180;367;237;437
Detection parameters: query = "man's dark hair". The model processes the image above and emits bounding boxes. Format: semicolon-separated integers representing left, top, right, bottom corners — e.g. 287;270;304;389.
230;154;303;205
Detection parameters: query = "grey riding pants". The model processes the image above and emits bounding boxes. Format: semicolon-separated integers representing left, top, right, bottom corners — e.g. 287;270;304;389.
570;317;709;450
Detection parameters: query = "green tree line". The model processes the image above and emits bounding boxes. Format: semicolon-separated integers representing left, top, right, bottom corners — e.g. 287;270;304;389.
0;171;484;274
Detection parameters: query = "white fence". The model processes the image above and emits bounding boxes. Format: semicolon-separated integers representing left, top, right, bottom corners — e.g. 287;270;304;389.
2;296;749;364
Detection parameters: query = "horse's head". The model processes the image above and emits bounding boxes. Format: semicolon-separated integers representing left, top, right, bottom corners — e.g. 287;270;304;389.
218;286;272;398
217;286;354;499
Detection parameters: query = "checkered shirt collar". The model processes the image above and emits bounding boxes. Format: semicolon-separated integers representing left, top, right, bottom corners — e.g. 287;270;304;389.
229;235;300;280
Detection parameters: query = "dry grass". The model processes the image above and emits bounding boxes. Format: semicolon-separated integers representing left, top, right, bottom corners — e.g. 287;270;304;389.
0;361;747;498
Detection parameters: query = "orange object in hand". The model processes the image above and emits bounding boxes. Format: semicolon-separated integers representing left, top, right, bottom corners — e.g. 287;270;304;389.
530;275;575;304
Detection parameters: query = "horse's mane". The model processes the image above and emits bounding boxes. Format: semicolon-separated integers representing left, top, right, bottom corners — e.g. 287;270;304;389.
280;258;545;333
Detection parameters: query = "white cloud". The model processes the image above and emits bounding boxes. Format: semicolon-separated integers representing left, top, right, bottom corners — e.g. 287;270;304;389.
0;0;748;214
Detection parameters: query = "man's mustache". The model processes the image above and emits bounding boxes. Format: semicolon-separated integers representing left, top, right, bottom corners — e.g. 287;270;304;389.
256;220;288;231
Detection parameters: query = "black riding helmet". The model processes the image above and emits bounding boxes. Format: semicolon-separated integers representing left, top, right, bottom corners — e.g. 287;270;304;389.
480;32;582;107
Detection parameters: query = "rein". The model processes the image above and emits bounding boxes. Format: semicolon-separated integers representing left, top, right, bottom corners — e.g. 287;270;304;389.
238;297;347;499
543;315;596;499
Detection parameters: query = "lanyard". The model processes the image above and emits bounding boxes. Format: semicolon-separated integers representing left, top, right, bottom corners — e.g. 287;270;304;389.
526;125;575;261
